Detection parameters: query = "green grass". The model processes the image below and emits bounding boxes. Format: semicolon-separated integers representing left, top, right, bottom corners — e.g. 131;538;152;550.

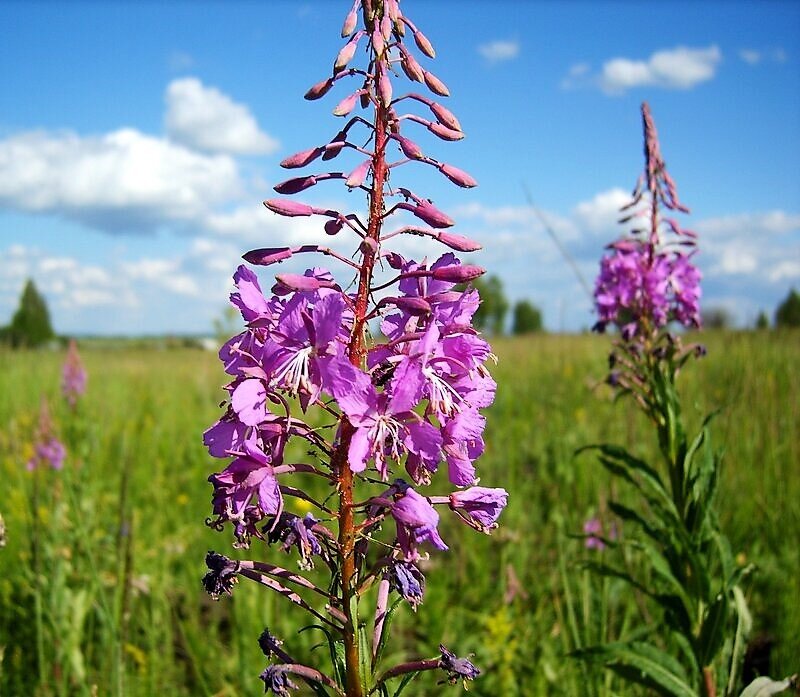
0;330;797;696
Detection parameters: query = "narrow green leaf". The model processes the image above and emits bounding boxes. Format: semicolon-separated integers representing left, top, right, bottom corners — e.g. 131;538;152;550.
374;597;403;668
391;671;421;697
697;593;730;666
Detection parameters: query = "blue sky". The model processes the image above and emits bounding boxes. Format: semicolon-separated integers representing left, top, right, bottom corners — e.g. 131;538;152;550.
1;0;798;334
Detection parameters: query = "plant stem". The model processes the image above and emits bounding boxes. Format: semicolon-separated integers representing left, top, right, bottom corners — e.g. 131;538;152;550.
332;64;390;696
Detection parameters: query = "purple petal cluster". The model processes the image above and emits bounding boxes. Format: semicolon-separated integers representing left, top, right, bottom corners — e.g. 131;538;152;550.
593;103;702;340
27;399;66;471
61;339;87;409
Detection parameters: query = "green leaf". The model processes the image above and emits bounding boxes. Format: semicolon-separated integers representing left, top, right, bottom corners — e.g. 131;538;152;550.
573;641;696;697
697;593;730;666
358;621;372;693
391;671;422;697
726;586;753;695
739;675;797;697
374;597;403;668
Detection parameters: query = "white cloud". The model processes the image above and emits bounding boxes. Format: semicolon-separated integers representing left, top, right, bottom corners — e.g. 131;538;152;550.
597;45;722;94
739;49;761;65
572;188;632;233
768;260;800;283
0;128;243;233
695;210;800;239
477;40;520;64
165;77;279;156
739;47;788;65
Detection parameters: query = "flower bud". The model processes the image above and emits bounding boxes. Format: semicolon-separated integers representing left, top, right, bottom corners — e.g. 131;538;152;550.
392;134;424;160
427;122;463;141
304;78;334;101
275;274;332;292
438;163;477;188
280;147;323;169
399;47;424;83
333;92;360;117
334;31;363;74
345;159;372;188
273;175;318;194
392;296;431;316
378;70;393;106
371;28;385;56
385;252;406;269
360;236;378;254
341;0;359;37
324;218;344;235
414;30;436;58
242;247;294;266
264;199;315;217
423;70;449;97
431;264;485;282
437;231;481;251
380;13;392;41
410;201;454;229
429;102;462;132
322;130;347;161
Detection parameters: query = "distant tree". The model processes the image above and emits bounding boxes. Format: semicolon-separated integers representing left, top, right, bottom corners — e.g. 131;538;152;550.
512;300;543;335
701;306;732;330
470;275;509;335
775;288;800;328
7;279;55;348
755;311;770;330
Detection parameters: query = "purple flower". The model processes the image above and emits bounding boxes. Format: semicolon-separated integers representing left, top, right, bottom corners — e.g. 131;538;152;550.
390;484;448;561
385;559;426;609
439;645;480;684
27;400;66;471
208;441;282;547
449;487;508;532
202;551;239;599
61;339;87;409
259;665;298;696
266;513;324;570
583;517;606;550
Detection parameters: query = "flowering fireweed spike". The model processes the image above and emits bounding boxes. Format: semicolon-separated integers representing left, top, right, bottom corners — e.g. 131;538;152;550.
62;339;87;410
202;2;505;695
28;398;66;471
578;103;750;697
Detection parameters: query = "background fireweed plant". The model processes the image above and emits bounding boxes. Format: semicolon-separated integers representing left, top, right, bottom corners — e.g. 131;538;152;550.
575;103;753;697
201;1;507;695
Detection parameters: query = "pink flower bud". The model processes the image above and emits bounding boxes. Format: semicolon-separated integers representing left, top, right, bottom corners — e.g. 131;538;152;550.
399;47;424;83
390;296;432;316
423;70;449;97
304;78;334;101
431;264;485;282
341;0;359;37
275;274;331;292
385;252;405;269
438;163;477;188
360;236;378;254
322;130;347;161
334;32;363;73
411;201;454;229
380;13;392;41
273;175;318;194
371;28;385;56
263;199;315;217
429;102;462;132
242;247;294;266
437;231;482;251
378;70;393;106
333;92;360;117
324;219;344;235
392;134;424;160
280;147;323;169
414;30;436;58
427;122;464;141
345;159;372;188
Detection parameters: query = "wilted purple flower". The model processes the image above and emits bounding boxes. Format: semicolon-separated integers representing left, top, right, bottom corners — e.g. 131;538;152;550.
449;487;508;532
61;339;87;409
27;399;66;471
202;551;239;599
266;513;324;570
439;645;480;684
259;665;298;696
385;559;426;609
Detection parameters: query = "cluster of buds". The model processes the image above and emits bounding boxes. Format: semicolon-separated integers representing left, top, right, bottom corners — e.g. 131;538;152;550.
593;102;701;343
202;1;506;694
62;339;87;410
27;398;66;471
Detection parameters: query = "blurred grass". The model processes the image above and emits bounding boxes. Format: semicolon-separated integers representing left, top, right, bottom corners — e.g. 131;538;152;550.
0;330;797;695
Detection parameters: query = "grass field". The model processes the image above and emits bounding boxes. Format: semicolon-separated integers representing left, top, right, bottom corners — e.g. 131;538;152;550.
1;331;798;696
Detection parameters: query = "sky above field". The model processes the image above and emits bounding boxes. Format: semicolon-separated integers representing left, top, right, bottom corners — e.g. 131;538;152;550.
1;1;799;335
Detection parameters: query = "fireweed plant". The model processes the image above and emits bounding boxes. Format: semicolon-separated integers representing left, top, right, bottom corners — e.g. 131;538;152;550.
576;103;752;697
201;2;507;695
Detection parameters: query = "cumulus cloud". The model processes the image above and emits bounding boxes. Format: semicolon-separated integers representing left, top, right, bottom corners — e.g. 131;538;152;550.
572;188;631;233
0;128;242;233
477;40;520;64
599;45;722;93
739;47;788;65
165;77;279;155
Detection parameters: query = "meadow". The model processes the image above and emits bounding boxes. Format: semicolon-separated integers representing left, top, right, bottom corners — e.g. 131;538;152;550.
1;330;797;696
